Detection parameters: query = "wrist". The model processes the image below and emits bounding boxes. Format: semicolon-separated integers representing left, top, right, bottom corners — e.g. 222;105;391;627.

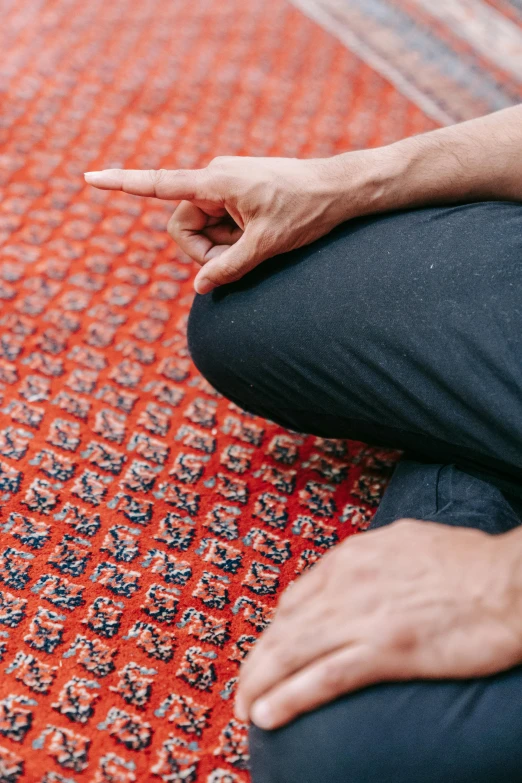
315;144;410;224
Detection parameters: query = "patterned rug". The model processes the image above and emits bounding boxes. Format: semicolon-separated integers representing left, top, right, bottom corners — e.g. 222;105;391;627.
293;0;522;123
0;1;520;781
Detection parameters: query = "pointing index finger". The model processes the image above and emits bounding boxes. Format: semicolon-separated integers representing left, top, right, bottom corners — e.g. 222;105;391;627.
84;168;204;200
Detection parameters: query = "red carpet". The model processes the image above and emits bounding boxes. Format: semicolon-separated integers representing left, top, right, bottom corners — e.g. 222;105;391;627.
1;0;517;780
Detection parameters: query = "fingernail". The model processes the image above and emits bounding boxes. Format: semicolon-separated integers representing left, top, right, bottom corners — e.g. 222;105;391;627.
194;277;214;295
84;171;101;184
251;700;274;730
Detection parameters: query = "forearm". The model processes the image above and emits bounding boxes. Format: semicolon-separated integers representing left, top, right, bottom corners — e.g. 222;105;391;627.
333;105;522;217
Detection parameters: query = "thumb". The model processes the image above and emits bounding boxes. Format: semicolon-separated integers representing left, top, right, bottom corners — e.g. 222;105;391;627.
193;230;261;294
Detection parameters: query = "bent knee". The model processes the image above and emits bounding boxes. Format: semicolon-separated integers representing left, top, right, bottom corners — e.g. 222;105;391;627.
249;675;522;783
187;289;255;399
187;292;232;391
187;281;301;420
187;289;279;420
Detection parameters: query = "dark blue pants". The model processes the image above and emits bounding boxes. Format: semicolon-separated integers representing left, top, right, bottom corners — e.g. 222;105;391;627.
188;202;522;782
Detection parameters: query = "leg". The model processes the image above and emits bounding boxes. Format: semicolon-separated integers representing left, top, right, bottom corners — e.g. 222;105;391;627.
188;201;522;496
187;203;522;781
249;460;522;783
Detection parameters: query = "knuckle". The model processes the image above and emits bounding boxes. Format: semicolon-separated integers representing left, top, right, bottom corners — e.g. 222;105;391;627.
392;518;418;533
252;226;279;259
167;213;181;237
324;545;342;569
312;560;331;591
256;632;290;668
351;560;378;585
206;157;238;189
208;155;232;169
149;168;165;184
277;586;296;615
148;168;168;194
276;644;297;672
382;622;418;655
207;158;224;176
215;261;242;283
238;657;254;685
320;659;346;692
167;225;179;243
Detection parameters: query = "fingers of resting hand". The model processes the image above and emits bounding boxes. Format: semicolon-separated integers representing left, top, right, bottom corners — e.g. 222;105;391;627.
84;168;208;200
249;646;382;730
193;230;263;294
235;567;335;722
168;201;243;265
202;222;243;246
168;201;223;265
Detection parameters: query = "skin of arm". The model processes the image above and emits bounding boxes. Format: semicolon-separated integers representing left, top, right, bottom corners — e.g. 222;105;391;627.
344;104;522;214
85;104;522;296
85;104;522;728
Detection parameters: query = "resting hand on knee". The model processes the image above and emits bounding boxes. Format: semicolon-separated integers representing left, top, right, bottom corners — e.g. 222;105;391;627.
235;519;522;730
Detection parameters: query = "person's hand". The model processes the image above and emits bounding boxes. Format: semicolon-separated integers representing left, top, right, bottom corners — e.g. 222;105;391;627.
84;151;384;294
234;519;522;729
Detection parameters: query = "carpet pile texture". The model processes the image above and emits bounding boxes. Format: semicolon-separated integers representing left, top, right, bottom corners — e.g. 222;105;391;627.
0;0;520;780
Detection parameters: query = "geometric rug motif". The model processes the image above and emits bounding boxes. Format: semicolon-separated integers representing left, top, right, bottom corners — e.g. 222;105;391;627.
2;0;519;779
293;0;522;124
